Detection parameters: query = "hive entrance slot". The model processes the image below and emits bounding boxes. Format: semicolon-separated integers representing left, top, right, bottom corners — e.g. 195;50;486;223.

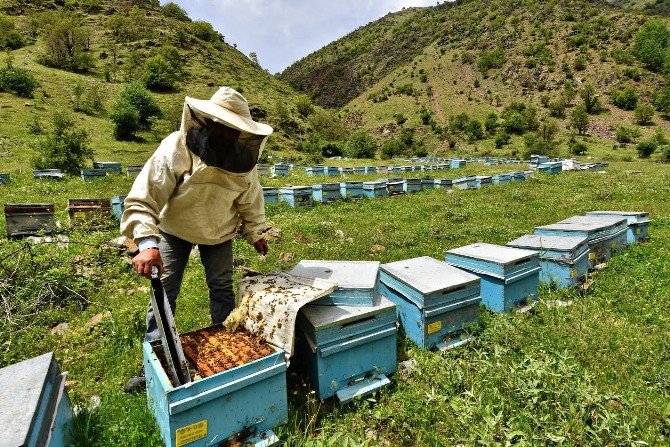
443;286;465;295
340;316;376;329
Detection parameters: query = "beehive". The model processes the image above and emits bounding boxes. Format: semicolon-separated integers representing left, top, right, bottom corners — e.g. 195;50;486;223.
386;179;405;196
453;177;469;190
67;199;112;227
340;181;364;198
4;204;55;238
511;171;526;182
262;187;279;205
126;165;143;178
538;162;563;174
403;178;423;193
421;178;435;189
434;179;453;190
364;166;378;175
93;161;122;175
279;186;313;207
493;173;511;185
339;167;353;175
325;166;340;176
380;257;481;349
586;211;650;244
363;181;387;198
445;243;540;313
112;195;127;220
475;176;492;188
33;169;64;180
353;167;366;175
312;183;341;203
80;169;107;181
450;159;466;169
305;166;325;176
507;234;590;289
271;163;289;177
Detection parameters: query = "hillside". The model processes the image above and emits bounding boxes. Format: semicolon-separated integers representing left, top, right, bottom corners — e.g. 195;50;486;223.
281;0;670;158
0;0;311;171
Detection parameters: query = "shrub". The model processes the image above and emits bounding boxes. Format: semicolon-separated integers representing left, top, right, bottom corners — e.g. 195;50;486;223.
466;119;484;141
110;100;140;141
191;21;221;42
570;104;589;135
615;126;641;144
652;84;670;115
71;81;106;115
477;48;506;73
634;103;655;125
449;113;470;133
548;97;568;118
573;55;587;71
394;113;407;125
636;140;657;158
418;106;434;125
485;112;498;133
295;95;314;118
633;18;670;72
652;127;668;145
161;2;191;21
0;64;39;98
0;14;24;50
117;83;163;127
461;51;475;64
399;128;414;147
501;111;525;135
320;141;344;158
381;139;406;159
660;145;670;163
307;109;346;141
581;84;601;114
345;130;377;159
570;140;589;155
611;87;638;111
494;131;510;148
142;55;180;91
41;16;94;73
394;84;416;96
32;110;93;175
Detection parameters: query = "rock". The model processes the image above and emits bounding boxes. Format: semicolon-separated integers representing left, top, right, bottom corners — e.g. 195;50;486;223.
398;359;418;377
264;226;283;243
50;322;69;336
278;252;295;263
24;102;34;107
371;244;386;252
335;229;344;238
86;311;112;329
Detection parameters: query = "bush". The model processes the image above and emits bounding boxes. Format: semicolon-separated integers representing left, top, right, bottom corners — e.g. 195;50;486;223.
633;18;670;72
501;111;525;135
494;131;510;148
41;16;94;72
345;130;377;159
448;113;470;133
295;95;314;118
71;81;106;115
381;139;406;159
110;100;141;141
616;126;641;144
320;141;344;158
307;109;346;141
394;84;416;96
570;104;589;135
142;55;180;91
636;140;658;158
161;2;191;21
191;21;221;42
0;64;39;98
477;48;506;73
573;55;587;71
418;106;434;125
32;111;93;175
611;87;638;111
394;113;407;125
634;103;655;125
548;97;568;118
660;145;670;163
652;84;670;115
466;119;484;141
581;84;601;114
570;140;589;155
0;14;24;50
484;112;498;133
117;83;163;127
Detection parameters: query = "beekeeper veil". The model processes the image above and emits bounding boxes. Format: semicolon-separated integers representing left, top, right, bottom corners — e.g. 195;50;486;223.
181;87;273;173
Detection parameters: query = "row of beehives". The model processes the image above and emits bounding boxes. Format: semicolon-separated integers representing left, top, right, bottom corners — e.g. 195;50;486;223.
135;210;649;447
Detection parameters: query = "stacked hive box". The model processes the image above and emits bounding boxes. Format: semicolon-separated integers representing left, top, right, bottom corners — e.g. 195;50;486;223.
312;183;341;203
340;181;364;198
363;181;387;198
4;204;55;238
586;211;650;244
262;187;279;205
279;186;313;207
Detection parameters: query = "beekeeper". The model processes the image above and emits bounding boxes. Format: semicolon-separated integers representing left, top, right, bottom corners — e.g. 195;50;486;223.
121;87;271;348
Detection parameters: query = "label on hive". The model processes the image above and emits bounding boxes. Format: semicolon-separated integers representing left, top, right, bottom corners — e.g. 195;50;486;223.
427;321;442;335
636;228;642;235
175;420;207;447
571;269;577;278
74;211;86;218
589;253;596;261
611;242;618;249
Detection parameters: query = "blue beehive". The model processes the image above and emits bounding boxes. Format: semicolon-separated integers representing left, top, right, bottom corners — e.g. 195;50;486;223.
271;163;289;177
450;159;466;169
530;154;549;168
325;166;340;176
306;166;325;176
143;329;288;447
365;166;377;175
0;352;73;447
290;260;380;307
586;211;650;244
380;257;481;349
0;173;9;184
279;186;313;207
257;164;270;176
511;171;526;182
353;166;366;175
403;178;423;193
475;176;492;188
33;169;64;180
340;181;364;198
112;195;127;220
434;179;453;190
507;234;590;289
126;165;143;178
453;177;469;190
387;178;405;196
80;169;108;181
421;178;435;190
363;181;387;198
295;297;397;402
437;164;449;170
445;243;540;313
535;216;628;268
4;204;56;238
312;183;341;203
339;167;353;175
524;170;534;179
263;187;279;205
493;173;511;185
93;161;122;175
538;162;562;174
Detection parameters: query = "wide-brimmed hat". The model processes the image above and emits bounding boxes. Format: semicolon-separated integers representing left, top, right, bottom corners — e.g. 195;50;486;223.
185;87;273;136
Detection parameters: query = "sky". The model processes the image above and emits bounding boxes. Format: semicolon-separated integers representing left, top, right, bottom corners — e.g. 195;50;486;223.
164;0;438;74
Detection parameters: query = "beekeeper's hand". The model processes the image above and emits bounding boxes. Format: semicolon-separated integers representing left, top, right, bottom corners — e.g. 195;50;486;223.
253;238;269;256
132;248;164;279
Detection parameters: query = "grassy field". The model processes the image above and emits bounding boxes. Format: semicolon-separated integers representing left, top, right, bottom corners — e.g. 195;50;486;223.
1;160;669;446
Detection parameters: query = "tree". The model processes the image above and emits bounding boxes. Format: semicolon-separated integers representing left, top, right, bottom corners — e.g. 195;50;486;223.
295;95;314;118
634;103;655;125
570;104;589;135
484;112;498;133
307;109;346;141
0;61;39;98
611;87;638;111
191;21;221;42
0;14;24;50
110;99;140;141
142;55;179;91
32;110;93;175
465;119;484;141
495;131;510;148
116;83;163;127
248;52;260;66
633;19;670;72
580;84;601;114
636;140;657;158
345;130;377;159
615;126;641;144
381;139;406;159
448;113;470;133
161;2;191;21
41;16;94;73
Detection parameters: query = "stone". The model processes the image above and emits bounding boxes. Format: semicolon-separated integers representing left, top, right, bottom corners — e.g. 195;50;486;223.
86;311;112;329
50;322;69;336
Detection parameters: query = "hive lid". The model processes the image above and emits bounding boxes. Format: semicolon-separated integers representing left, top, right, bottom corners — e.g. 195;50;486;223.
447;243;538;265
507;234;588;251
300;296;395;330
381;256;479;294
0;352;61;447
290;260;379;291
586;210;649;222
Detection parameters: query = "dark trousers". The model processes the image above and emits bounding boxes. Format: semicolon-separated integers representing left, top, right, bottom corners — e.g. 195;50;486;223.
145;232;235;342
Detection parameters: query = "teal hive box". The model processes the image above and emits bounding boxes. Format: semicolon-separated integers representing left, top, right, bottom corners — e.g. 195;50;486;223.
445;243;540;313
306;166;325;176
33;169;64;180
530;155;549;168
538;162;562;174
4;203;55;238
112;195;127;220
453;177;469;190
339;167;353;175
507;234;590;289
271;164;289;177
363;181;387;198
263;187;279;205
434;179;453;190
403;178;423;193
0;352;73;447
126;165;143;178
143;330;288;447
450;159;466;169
586;211;650;244
380;256;481;349
340;181;364;198
364;166;378;175
93;161;122;175
353;166;366;174
290;260;380;307
80;169;107;181
493;173;511;185
475;176;492;188
421;178;435;189
511;171;526;182
312;183;341;203
535;215;628;269
386;179;405;196
295;297;397;402
325;166;340;176
279;186;313;207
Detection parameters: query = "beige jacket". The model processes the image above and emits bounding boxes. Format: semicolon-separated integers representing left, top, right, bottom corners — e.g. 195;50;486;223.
120;130;267;246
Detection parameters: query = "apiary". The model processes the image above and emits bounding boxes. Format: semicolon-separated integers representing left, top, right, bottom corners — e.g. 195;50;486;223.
445;243;540;313
421;178;435;189
475;176;492;188
507;234;590;289
0;352;73;447
279;186;313;207
451;159;466;169
538;162;563;174
295;297;397;402
33;169;64;180
325;166;340;176
312;183;341;203
386;179;405;196
535;216;628;268
306;166;325;176
0;173;9;184
263;187;279;205
143;326;288;447
112;195;127;220
67;199;112;227
586;211;650;244
493;173;511;185
126;165;143;177
340;181;364;198
271;163;289;177
80;169;108;181
434;179;453;190
365;166;378;175
290;260;380;306
379;257;481;349
93;161;122;175
403;178;423;193
4;204;55;238
363;181;387;198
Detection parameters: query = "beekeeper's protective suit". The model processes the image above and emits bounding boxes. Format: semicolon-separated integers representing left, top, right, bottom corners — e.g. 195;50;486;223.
121;87;272;344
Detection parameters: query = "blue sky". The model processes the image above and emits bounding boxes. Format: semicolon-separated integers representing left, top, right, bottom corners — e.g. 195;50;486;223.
163;0;438;74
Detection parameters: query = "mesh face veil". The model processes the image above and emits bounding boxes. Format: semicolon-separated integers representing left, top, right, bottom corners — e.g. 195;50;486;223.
185;107;266;173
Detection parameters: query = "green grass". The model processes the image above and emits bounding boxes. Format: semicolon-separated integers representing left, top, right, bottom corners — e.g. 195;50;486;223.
1;159;670;445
